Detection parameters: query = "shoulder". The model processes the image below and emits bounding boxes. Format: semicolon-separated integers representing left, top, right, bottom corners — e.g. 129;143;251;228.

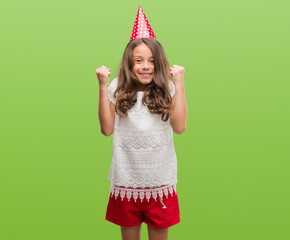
108;78;118;91
168;80;175;97
108;78;118;104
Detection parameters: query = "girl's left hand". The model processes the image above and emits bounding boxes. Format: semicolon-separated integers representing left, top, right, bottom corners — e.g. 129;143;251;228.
170;65;185;87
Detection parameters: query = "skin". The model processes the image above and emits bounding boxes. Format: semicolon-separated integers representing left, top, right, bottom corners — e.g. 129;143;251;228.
95;65;115;136
95;43;187;239
132;43;155;90
120;225;141;240
169;64;187;134
120;225;169;240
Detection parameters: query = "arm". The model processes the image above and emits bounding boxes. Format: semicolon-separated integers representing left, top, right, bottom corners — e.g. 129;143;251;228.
98;87;115;136
95;66;115;136
169;65;187;134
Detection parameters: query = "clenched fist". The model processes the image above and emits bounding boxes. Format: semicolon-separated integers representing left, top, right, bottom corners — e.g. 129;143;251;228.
170;65;185;87
95;65;111;88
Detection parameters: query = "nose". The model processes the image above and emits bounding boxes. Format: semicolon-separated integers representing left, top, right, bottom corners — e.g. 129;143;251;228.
142;61;150;69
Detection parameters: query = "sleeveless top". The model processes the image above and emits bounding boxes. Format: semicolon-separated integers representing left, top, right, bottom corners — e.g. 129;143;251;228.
107;78;178;202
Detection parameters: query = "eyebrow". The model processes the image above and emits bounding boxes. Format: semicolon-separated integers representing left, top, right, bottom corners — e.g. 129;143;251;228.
133;55;154;58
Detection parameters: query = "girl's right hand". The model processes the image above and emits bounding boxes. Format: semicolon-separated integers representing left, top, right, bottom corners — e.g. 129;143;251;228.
95;65;111;88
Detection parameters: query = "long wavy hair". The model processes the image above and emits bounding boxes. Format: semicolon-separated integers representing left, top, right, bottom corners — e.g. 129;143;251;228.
114;38;172;122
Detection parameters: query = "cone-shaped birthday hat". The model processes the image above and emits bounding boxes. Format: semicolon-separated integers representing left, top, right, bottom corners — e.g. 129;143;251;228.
130;6;156;40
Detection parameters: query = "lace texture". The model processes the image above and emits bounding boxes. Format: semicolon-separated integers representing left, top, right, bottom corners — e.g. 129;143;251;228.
107;78;178;191
109;165;177;188
110;184;177;202
112;152;176;169
113;129;172;152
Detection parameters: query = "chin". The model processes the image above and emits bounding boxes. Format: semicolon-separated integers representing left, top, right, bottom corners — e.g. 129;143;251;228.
137;76;153;85
141;79;153;85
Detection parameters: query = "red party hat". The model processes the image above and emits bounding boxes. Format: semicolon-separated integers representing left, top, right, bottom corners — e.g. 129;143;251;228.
130;6;156;40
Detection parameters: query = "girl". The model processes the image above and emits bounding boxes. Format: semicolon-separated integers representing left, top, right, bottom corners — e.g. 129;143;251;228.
95;6;187;240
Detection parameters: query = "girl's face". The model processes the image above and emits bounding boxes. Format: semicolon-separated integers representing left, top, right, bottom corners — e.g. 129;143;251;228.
132;43;154;90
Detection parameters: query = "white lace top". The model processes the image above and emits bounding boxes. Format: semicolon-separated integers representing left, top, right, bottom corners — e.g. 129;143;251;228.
107;78;177;202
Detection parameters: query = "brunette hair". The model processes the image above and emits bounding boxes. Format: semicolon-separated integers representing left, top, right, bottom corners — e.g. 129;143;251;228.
114;38;172;121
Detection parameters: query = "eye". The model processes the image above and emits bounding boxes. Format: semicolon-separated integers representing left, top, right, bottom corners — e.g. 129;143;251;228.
136;59;141;63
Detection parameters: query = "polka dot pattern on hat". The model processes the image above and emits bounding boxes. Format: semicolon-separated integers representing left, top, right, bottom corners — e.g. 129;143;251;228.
130;6;156;40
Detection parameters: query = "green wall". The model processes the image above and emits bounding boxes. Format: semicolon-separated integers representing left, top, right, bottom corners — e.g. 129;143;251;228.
1;0;289;239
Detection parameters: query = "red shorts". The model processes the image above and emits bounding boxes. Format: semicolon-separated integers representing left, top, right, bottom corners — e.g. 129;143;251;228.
105;188;180;229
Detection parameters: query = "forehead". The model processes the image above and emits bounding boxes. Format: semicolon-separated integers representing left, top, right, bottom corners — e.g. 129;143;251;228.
132;43;153;57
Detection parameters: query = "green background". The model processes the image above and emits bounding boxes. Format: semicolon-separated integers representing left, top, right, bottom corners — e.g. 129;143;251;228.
1;0;289;239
